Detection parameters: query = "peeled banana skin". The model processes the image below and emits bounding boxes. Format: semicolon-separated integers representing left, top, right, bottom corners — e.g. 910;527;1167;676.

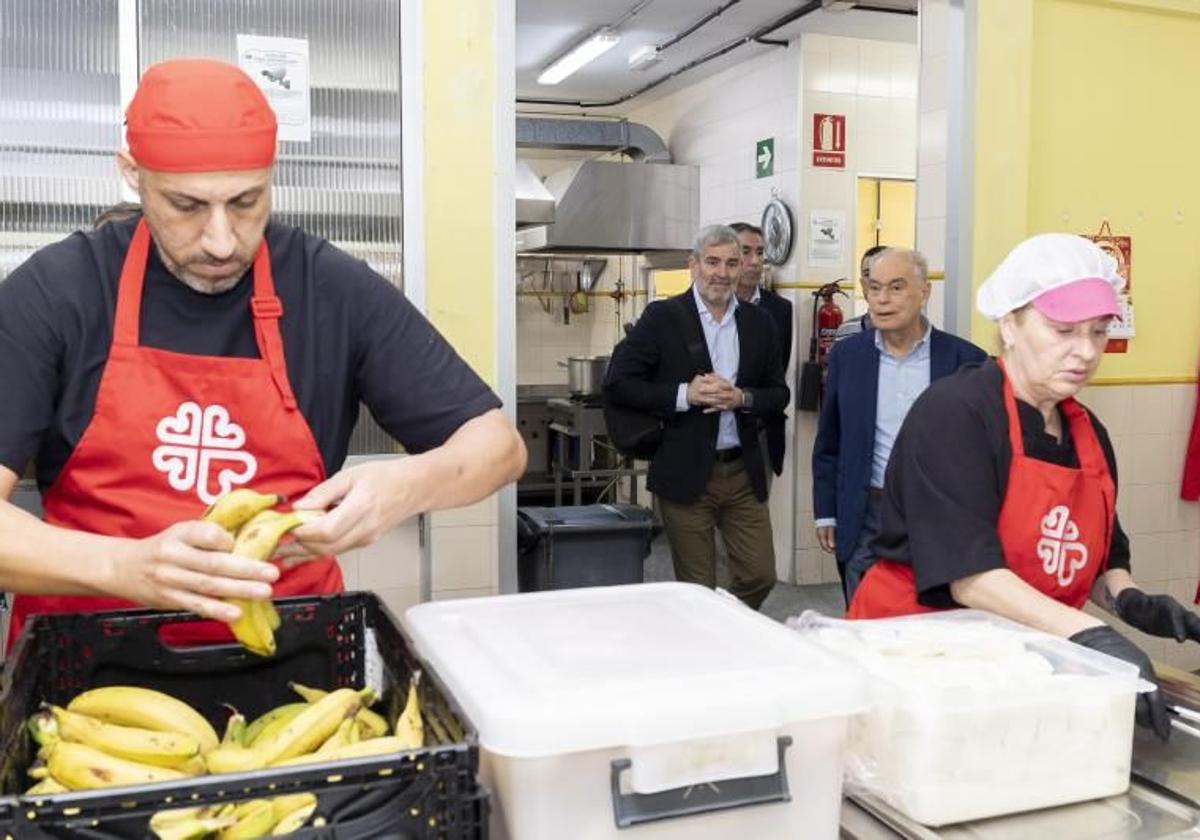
67;686;219;755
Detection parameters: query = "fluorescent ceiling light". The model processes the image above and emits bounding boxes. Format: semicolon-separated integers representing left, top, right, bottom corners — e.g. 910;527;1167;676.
628;45;663;72
537;29;620;85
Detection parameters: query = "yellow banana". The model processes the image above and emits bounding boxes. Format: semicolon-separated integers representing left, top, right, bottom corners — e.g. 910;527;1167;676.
261;598;282;631
178;755;206;776
327;736;410;760
151;807;237;840
25;777;68;796
203;744;267;775
27;709;59;749
243;703;307;747
221;708;246;747
395;672;423;750
271;792;317;823
316;718;356;756
228;597;275;657
226;509;318;656
48;705;201;769
202;489;282;533
256;688;361;766
271;793;318;834
233;510;317;562
291;683;389;740
67;686;219;754
27;762;49;780
218;798;275;840
48;741;188;790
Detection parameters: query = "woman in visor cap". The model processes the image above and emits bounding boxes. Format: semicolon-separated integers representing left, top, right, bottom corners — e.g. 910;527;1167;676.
848;232;1200;741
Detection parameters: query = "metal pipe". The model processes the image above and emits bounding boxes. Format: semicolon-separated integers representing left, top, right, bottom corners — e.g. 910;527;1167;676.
516;0;820;109
657;0;742;52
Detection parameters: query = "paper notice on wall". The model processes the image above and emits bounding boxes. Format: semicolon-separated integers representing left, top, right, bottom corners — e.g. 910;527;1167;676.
808;210;845;267
237;34;311;143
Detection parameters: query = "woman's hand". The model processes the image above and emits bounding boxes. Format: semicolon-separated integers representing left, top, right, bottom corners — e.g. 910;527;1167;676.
1069;625;1170;741
105;521;278;622
1114;589;1200;643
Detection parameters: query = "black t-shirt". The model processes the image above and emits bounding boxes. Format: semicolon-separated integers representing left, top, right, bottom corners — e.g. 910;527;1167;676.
0;215;501;490
872;358;1131;609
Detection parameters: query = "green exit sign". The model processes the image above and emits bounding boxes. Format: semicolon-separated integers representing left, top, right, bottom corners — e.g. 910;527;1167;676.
756;138;774;178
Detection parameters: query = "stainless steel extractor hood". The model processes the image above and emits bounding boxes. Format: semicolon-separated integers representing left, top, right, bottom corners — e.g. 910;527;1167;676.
514;117;698;254
515;159;698;253
515;158;556;228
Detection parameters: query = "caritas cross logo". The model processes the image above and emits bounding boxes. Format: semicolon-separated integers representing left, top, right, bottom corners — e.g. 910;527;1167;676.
151;402;258;504
1036;505;1088;587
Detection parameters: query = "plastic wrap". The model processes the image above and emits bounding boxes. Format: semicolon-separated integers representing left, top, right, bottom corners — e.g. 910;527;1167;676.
788;609;1150;827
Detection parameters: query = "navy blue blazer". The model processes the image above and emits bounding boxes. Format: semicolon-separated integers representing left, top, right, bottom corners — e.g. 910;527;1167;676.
811;326;987;564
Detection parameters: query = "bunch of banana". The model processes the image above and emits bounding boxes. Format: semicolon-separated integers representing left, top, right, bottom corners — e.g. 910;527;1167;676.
150;792;318;839
23;687;219;794
200;489;320;657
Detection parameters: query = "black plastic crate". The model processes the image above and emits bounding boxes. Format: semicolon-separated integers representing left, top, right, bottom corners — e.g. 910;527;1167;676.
516;504;659;592
0;592;485;839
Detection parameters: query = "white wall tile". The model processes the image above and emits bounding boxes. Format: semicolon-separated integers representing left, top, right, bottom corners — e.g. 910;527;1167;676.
917;109;947;166
1134;386;1174;435
357;521;422;590
377;586;422;617
795;547;823;585
917;162;947;222
1165;529;1200;581
1128;434;1177;486
431;525;497;591
1130;532;1168;587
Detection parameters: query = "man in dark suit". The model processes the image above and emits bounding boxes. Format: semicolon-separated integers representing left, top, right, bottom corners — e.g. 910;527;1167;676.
731;222;792;477
812;247;987;603
605;225;790;609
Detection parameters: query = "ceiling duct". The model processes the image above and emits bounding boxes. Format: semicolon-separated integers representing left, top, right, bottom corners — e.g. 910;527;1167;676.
516;117;670;163
515;117;696;253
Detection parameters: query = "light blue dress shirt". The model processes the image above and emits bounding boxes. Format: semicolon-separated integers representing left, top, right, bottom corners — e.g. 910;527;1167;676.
870;321;932;487
814;321;931;529
675;285;741;451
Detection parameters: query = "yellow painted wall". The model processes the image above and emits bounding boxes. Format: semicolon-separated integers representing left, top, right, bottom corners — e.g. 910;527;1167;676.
422;1;497;386
972;0;1200;381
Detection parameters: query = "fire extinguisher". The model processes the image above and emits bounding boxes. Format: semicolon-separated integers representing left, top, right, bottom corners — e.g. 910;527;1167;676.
815;281;848;373
797;280;848;412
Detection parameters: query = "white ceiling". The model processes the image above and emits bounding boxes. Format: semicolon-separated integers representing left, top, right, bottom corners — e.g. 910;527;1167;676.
516;0;917;113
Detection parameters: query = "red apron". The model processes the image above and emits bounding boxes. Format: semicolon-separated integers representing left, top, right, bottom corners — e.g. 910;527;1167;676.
10;219;342;645
848;360;1115;619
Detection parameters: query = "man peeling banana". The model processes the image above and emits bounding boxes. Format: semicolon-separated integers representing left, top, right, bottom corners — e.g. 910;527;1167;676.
0;59;526;646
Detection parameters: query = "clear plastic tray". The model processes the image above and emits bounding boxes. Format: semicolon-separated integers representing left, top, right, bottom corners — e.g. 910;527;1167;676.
791;609;1149;827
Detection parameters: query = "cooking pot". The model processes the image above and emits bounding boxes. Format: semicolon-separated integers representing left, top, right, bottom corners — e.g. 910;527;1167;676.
559;355;609;397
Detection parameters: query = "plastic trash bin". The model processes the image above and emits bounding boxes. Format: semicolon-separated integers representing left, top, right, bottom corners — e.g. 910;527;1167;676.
516;504;659;592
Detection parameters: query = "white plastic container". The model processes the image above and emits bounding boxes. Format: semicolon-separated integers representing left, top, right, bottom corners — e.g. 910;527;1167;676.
405;583;869;840
791;610;1149;827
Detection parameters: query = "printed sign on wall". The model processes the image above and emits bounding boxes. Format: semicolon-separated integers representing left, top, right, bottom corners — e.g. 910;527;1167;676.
812;113;846;168
237;34;311;143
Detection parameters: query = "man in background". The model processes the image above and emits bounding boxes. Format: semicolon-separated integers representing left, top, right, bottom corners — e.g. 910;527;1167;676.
605;225;789;609
731;222;791;477
812;247;986;602
834;244;888;343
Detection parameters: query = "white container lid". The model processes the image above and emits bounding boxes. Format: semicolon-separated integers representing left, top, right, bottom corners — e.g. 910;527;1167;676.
405;582;869;758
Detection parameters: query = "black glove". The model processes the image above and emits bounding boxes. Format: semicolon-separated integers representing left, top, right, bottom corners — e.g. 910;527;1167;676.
1069;625;1170;741
1115;588;1200;642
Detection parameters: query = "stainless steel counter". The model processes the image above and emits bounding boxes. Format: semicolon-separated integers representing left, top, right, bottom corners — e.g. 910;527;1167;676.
840;663;1200;838
840;783;1200;839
